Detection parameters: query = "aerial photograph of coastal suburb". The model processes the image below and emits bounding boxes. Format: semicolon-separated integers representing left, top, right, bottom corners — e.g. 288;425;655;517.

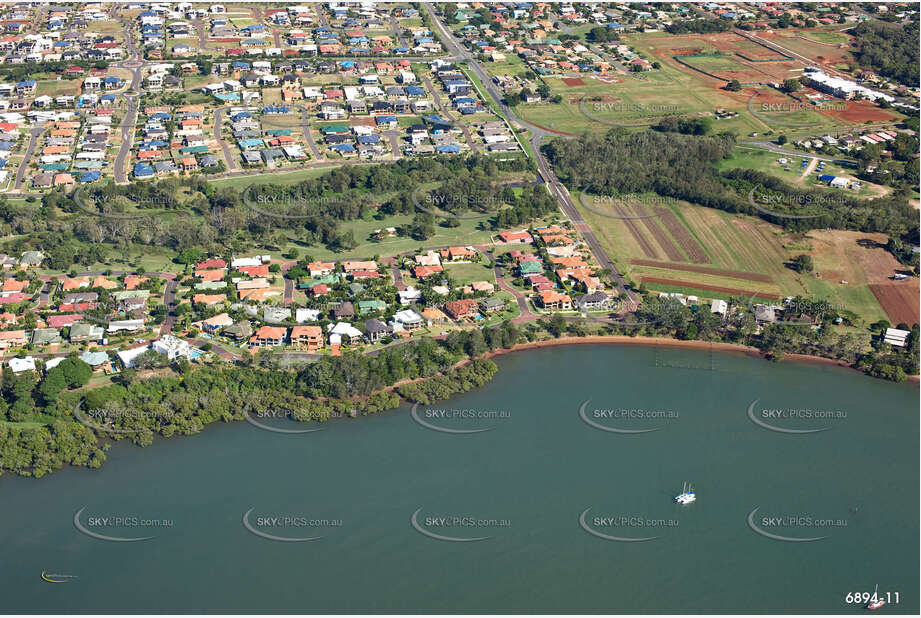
0;1;917;616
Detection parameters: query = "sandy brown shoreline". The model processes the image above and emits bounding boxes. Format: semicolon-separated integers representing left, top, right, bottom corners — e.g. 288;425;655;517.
459;336;919;383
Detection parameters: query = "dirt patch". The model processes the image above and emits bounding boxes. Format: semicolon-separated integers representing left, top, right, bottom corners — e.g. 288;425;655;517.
631;259;773;283
822;99;898;123
869;282;920;327
561;77;585;87
350;117;377;127
808;230;902;284
640;276;781;299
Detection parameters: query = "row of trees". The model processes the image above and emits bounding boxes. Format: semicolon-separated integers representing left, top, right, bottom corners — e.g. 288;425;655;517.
542;129;919;249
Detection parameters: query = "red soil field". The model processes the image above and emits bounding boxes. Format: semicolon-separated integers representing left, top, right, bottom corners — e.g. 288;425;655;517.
869;282;920;327
631;259;773;283
823;100;898;123
561;77;585;86
641;276;781;300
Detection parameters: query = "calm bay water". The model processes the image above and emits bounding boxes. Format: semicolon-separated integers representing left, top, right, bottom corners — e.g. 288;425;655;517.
1;345;917;614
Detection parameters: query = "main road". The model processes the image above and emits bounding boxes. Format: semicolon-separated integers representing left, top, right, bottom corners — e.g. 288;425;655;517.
422;4;637;306
111;12;147;184
13;126;45;190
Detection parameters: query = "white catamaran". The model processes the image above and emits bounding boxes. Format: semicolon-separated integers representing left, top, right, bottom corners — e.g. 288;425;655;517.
674;482;696;504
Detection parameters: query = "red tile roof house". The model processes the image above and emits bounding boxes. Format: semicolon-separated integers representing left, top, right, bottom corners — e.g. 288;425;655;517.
290;326;323;352
249;326;287;348
441;246;477;262
237;265;269;277
538;290;572;310
413;265;443;279
0;292;29;305
310;284;328;296
46;314;83;328
444;298;479;320
195;269;226;282
196;258;227;270
350;269;381;280
0;329;27;349
498;231;533;244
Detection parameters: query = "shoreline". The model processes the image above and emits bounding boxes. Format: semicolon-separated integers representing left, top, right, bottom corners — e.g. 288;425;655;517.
454;335;919;381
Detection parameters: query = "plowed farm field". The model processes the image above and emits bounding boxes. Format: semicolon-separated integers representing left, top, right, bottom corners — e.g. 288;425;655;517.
870;283;920;327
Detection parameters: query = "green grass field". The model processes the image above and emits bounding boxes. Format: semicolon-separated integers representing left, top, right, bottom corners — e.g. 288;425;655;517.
443;261;495;285
208;167;332;190
802;31;849;45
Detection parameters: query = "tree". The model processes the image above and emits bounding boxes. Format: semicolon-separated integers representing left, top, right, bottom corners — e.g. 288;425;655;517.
725;79;742;92
782;78;801;93
790;254;814;273
548;313;566;337
777;134;787;145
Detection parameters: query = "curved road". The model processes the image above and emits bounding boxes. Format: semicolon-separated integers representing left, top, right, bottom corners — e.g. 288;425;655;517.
111;13;147;184
14;126;45;190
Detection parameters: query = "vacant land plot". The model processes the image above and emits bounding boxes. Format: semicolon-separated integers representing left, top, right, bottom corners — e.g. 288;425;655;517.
760;30;853;67
640;276;781;300
802;31;850;45
656;208;710;264
630;259;773;283
620;31;863;134
870;283;920;327
443;262;495;285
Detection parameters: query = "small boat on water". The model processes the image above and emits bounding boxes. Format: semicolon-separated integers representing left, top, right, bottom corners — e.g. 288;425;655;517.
674;482;695;504
866;584;885;611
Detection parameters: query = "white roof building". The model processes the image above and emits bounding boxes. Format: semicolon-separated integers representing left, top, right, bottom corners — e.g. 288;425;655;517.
8;356;35;373
44;356;66;371
152;334;196;361
399;286;423;306
231;256;263;268
107;319;145;333
117;345;150;368
295;307;321;323
884;328;910;348
393;309;423;326
329;322;362;341
710;299;728;316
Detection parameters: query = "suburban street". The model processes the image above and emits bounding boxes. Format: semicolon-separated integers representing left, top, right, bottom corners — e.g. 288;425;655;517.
213;106;240;170
13;127;45;190
111;11;147;184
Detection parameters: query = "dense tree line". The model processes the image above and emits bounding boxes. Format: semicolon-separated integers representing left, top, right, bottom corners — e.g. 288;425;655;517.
653;116;712;135
397;359;498;404
0;320;525;478
665;18;732;35
851;19;920;87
